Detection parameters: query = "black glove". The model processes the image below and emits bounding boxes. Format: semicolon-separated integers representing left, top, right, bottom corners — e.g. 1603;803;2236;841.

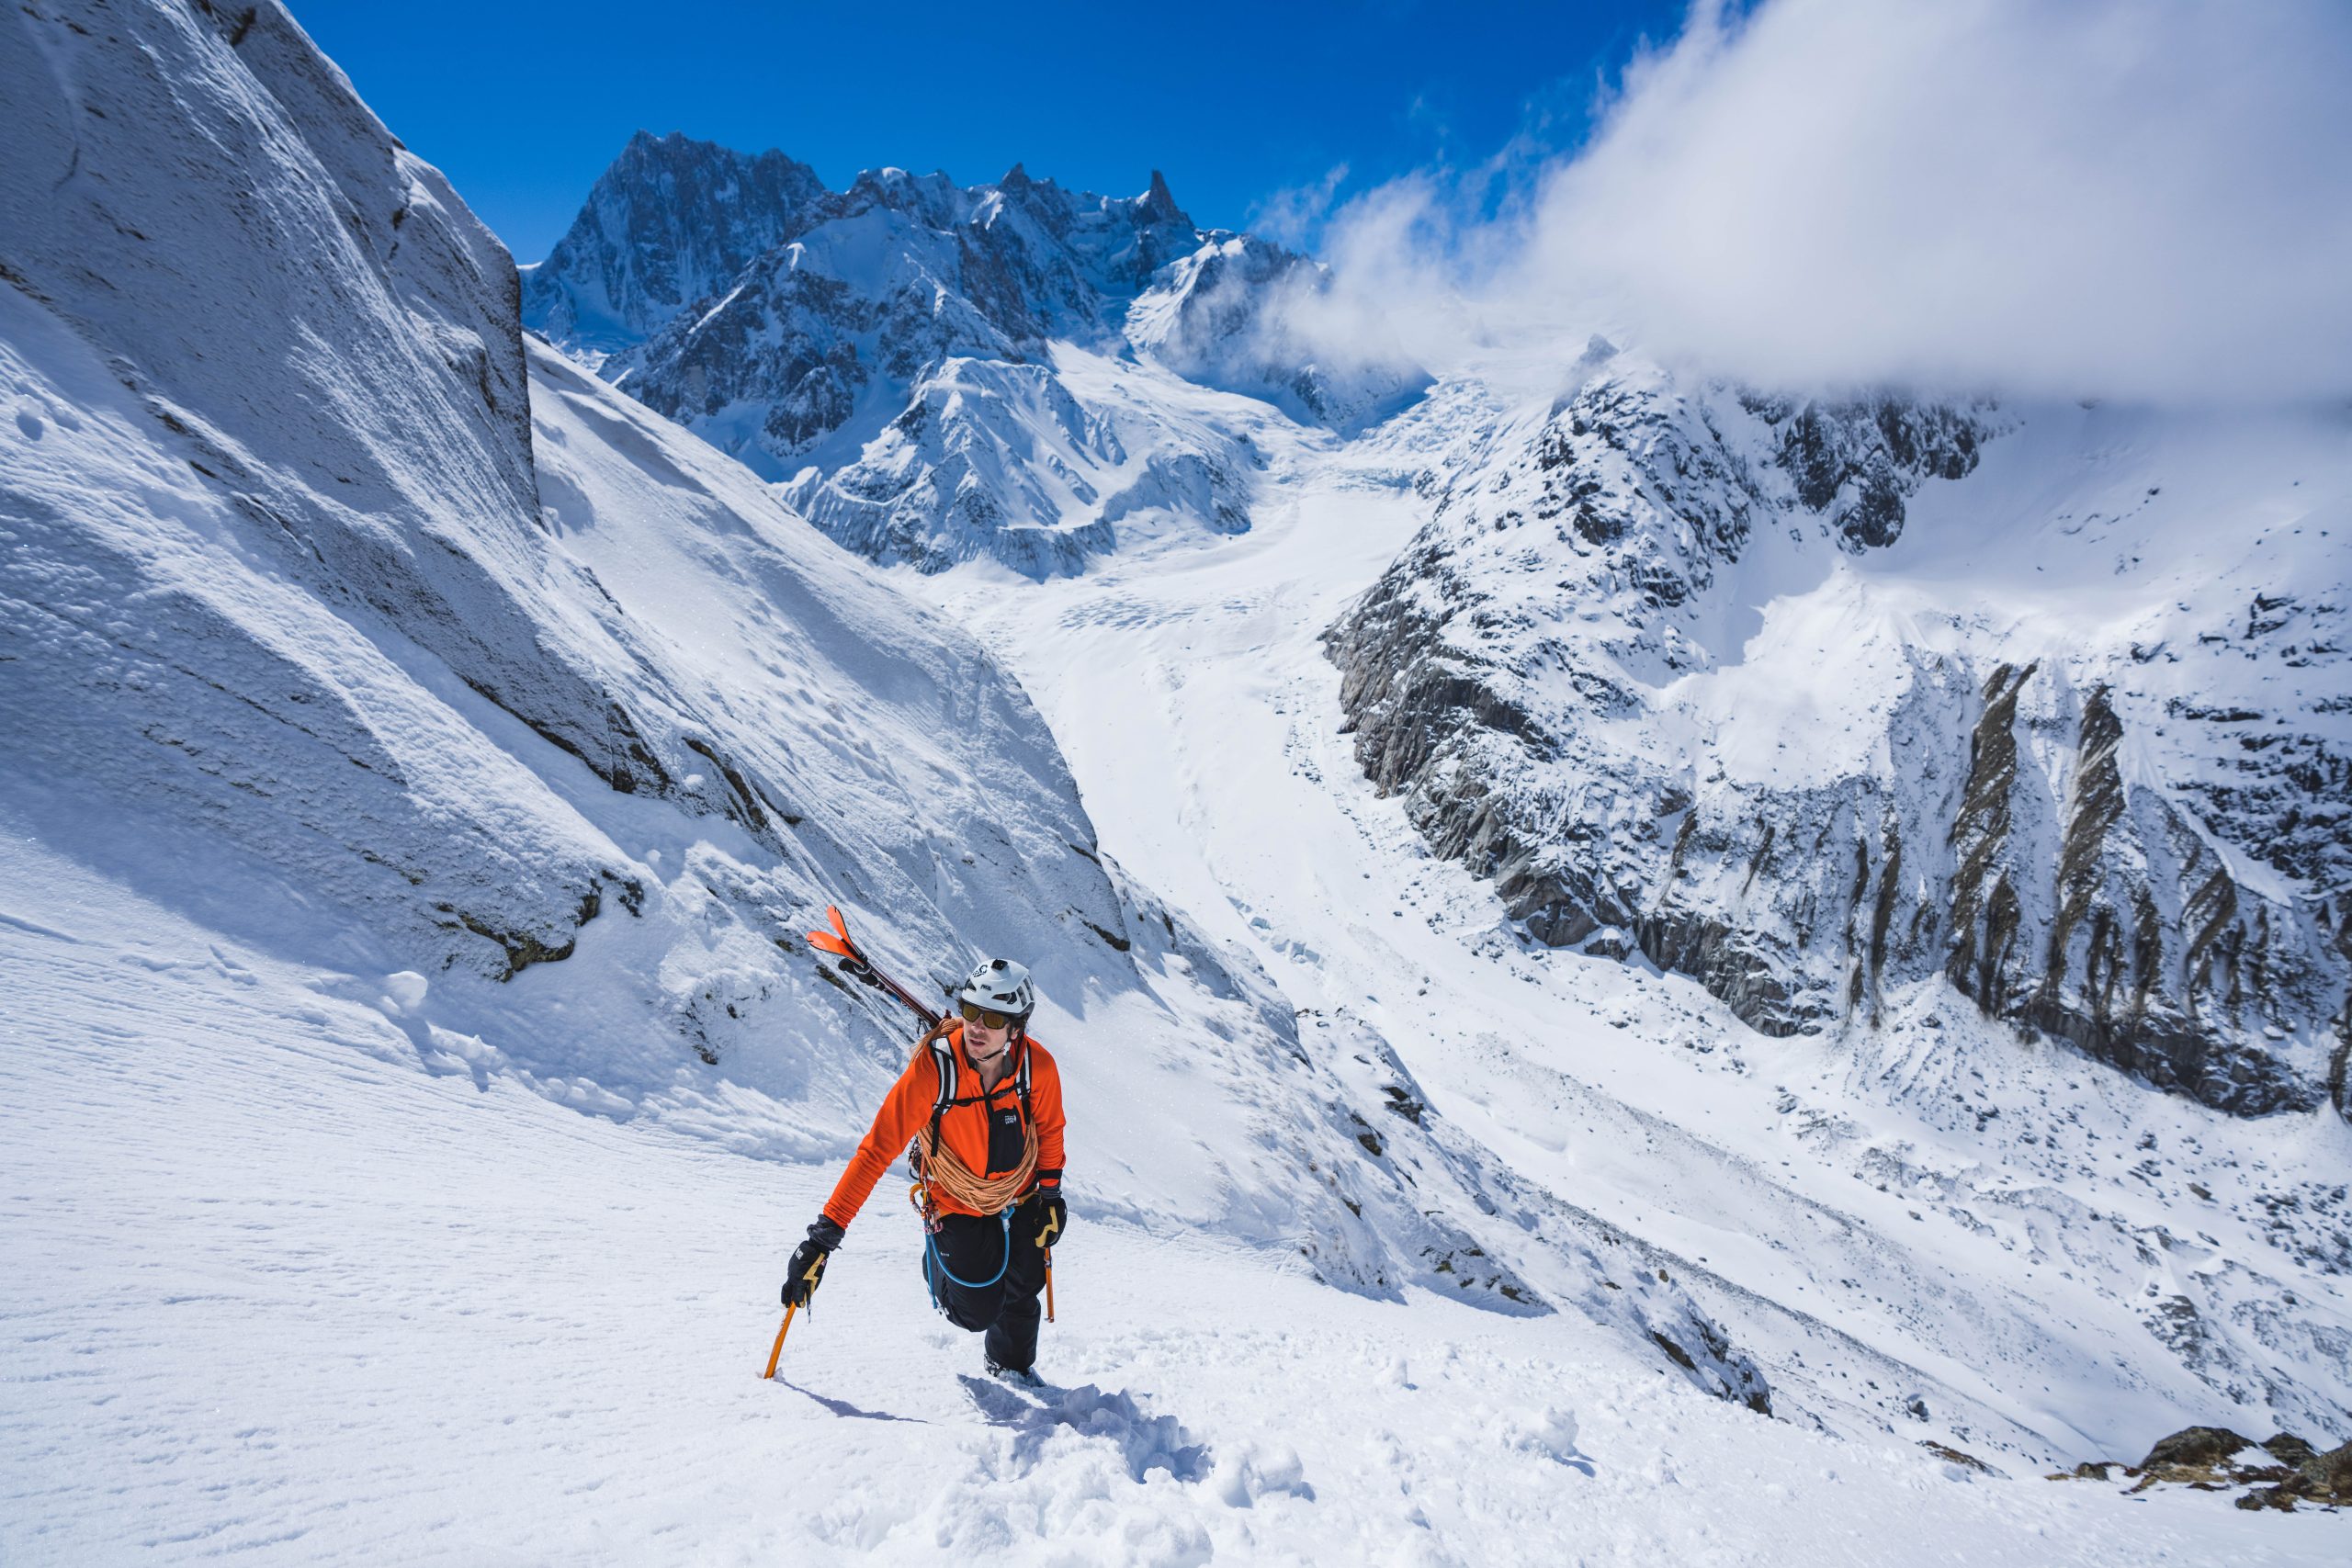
1026;1190;1067;1252
783;1216;844;1308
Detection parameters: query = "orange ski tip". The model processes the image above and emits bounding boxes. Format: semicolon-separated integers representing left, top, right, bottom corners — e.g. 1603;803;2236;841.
807;931;854;958
826;905;853;943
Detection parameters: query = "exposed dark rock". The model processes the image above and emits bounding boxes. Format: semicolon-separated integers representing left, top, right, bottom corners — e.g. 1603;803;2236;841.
1921;1440;1997;1475
2298;1438;2352;1501
2138;1426;2256;1472
2050;1460;2117;1481
2233;1437;2352;1511
442;907;578;980
2263;1433;2319;1468
1326;360;2341;1122
1946;663;2035;1009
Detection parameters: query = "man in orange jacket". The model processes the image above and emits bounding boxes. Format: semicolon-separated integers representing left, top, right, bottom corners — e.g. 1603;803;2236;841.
783;956;1068;1380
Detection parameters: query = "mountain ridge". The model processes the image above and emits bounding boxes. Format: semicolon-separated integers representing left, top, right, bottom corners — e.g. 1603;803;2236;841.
525;130;1422;575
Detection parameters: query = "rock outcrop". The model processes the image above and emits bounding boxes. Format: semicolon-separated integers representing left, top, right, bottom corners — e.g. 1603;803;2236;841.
1326;355;2347;1120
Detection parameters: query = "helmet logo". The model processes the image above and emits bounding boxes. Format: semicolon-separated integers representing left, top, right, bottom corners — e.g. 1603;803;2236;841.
958;955;1035;1021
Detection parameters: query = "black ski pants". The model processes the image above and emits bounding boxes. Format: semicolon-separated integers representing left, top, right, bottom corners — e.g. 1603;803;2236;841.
921;1204;1048;1372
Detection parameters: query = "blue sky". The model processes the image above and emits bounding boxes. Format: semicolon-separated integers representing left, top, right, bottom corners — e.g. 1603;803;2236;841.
288;0;1687;262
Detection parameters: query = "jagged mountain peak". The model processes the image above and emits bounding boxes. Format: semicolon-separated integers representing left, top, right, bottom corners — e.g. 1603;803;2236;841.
528;136;1425;575
523;129;828;351
1138;167;1191;228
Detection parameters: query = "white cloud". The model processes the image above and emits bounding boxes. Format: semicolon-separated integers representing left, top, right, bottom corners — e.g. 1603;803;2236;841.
1247;164;1352;249
1310;0;2352;404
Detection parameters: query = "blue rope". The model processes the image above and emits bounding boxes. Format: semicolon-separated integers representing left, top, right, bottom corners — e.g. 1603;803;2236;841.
925;1212;1012;1300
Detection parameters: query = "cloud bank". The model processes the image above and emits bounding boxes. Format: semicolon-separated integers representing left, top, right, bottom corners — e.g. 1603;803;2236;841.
1306;0;2352;404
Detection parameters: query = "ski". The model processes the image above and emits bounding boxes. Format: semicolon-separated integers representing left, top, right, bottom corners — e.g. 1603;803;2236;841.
803;905;942;1029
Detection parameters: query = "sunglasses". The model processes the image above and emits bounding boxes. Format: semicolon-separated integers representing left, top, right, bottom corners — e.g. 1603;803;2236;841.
959;1002;1017;1030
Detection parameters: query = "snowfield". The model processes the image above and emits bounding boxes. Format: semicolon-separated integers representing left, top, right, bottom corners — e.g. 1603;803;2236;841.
6;831;2343;1565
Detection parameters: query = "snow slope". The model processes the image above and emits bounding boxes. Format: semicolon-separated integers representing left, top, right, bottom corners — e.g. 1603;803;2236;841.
925;389;2352;1461
7;832;2342;1566
5;1;2347;1558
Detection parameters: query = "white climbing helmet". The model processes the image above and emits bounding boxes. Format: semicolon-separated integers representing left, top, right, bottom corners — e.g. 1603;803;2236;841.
956;956;1035;1023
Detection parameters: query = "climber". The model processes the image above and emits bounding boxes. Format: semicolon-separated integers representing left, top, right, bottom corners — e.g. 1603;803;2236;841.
782;956;1067;1381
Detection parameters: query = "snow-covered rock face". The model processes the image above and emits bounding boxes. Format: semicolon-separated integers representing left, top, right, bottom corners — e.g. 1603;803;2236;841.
522;130;831;353
1326;352;2351;1123
525;140;1418;576
1124;233;1430;433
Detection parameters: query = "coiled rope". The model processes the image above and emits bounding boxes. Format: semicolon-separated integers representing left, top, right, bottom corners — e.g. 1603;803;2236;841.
919;1120;1038;1216
908;1014;1040;1217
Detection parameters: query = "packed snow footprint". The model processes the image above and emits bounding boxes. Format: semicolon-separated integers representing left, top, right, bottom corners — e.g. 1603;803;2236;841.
958;1377;1215;1486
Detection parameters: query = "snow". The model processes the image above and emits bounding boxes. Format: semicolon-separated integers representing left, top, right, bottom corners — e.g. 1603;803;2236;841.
920;408;2352;1460
3;2;2346;1559
6;830;2340;1565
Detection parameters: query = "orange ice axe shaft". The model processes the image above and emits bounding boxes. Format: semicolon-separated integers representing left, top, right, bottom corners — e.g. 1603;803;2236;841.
762;1303;797;1380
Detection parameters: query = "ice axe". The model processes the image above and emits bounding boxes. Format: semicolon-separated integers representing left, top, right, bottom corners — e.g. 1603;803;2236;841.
760;1303;798;1380
1035;1202;1061;1323
762;1247;829;1378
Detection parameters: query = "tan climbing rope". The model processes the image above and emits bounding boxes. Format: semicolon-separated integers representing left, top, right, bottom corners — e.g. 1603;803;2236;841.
919;1122;1038;1216
906;1014;1039;1218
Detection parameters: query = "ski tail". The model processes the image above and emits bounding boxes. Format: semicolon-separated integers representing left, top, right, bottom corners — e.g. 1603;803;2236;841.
803;905;942;1028
806;911;857;963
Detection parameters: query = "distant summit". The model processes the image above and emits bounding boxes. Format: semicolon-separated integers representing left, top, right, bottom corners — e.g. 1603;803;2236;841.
1137;168;1190;228
525;131;828;349
526;137;1426;575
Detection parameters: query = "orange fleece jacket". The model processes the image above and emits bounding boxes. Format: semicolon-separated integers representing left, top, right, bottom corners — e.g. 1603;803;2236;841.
821;1022;1066;1229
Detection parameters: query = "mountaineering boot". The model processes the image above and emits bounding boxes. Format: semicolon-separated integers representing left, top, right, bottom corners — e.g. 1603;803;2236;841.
985;1353;1041;1387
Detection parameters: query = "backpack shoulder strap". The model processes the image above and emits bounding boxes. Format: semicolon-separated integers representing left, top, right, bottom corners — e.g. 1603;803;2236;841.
923;1029;960;1157
928;1032;959;1114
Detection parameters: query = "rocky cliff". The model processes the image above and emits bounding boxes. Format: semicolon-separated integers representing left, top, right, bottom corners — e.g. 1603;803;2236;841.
1326;351;2349;1120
